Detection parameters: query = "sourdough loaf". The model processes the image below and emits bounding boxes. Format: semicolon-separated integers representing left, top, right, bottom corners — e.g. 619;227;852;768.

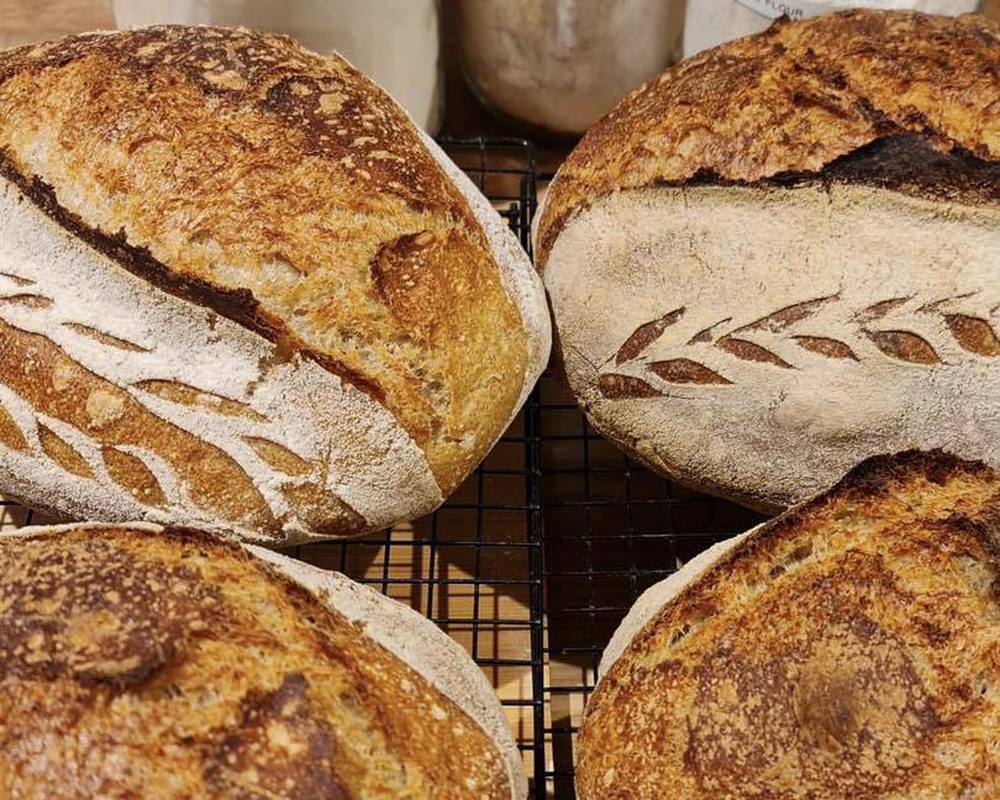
578;450;1000;799
536;10;999;512
0;523;527;799
0;26;550;544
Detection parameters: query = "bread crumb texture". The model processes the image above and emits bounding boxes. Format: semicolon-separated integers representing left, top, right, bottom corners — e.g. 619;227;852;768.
0;25;529;495
536;9;1000;266
0;526;511;799
577;451;1000;799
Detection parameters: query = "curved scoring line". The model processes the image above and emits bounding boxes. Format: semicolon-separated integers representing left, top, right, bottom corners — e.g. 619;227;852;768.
0;271;35;287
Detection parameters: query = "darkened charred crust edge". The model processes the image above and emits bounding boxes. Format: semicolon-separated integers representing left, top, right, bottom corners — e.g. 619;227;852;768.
817;136;1000;203
821;449;994;500
676;136;1000;204
0;152;387;404
540;134;999;268
602;449;999;684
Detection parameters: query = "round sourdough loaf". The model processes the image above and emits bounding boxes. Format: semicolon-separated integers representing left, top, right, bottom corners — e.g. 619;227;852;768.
578;450;1000;799
0;26;550;544
0;523;527;799
535;10;999;512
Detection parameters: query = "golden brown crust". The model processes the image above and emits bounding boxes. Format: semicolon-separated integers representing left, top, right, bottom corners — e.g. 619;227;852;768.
578;451;1000;799
0;158;386;402
0;526;511;799
537;10;1000;267
0;26;529;492
0;317;291;531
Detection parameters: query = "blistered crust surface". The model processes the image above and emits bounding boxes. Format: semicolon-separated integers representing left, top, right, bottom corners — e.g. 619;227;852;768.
0;25;530;494
536;9;1000;265
419;130;551;415
0;525;514;799
578;451;1000;799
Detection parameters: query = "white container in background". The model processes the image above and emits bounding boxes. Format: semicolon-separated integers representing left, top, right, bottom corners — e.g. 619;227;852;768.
112;0;443;133
684;0;982;57
459;0;685;136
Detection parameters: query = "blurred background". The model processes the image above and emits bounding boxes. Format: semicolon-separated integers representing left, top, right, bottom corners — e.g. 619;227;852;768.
3;0;995;173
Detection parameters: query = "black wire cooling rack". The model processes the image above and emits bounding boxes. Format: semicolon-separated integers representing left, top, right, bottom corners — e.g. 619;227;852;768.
537;369;765;797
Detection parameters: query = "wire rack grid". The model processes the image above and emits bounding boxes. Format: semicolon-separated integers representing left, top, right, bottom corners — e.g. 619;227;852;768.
289;136;548;792
537;374;766;797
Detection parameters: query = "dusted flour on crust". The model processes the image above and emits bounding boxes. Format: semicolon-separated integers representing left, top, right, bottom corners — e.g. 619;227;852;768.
538;11;999;511
0;26;549;542
0;180;439;544
536;10;999;265
250;545;527;798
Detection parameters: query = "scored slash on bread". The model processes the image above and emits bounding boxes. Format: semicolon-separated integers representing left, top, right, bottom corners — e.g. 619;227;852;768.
534;11;999;267
0;524;527;799
578;450;1000;799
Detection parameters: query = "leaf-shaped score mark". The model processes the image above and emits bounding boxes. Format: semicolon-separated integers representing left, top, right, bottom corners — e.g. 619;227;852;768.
945;315;1000;357
744;295;835;333
716;336;792;368
0;293;53;309
135;380;267;423
857;296;910;322
598;373;662;399
793;336;858;361
649;359;731;385
38;424;93;478
63;322;150;353
867;330;941;365
0;272;34;288
615;307;685;365
0;404;28;452
243;436;312;476
102;447;167;508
